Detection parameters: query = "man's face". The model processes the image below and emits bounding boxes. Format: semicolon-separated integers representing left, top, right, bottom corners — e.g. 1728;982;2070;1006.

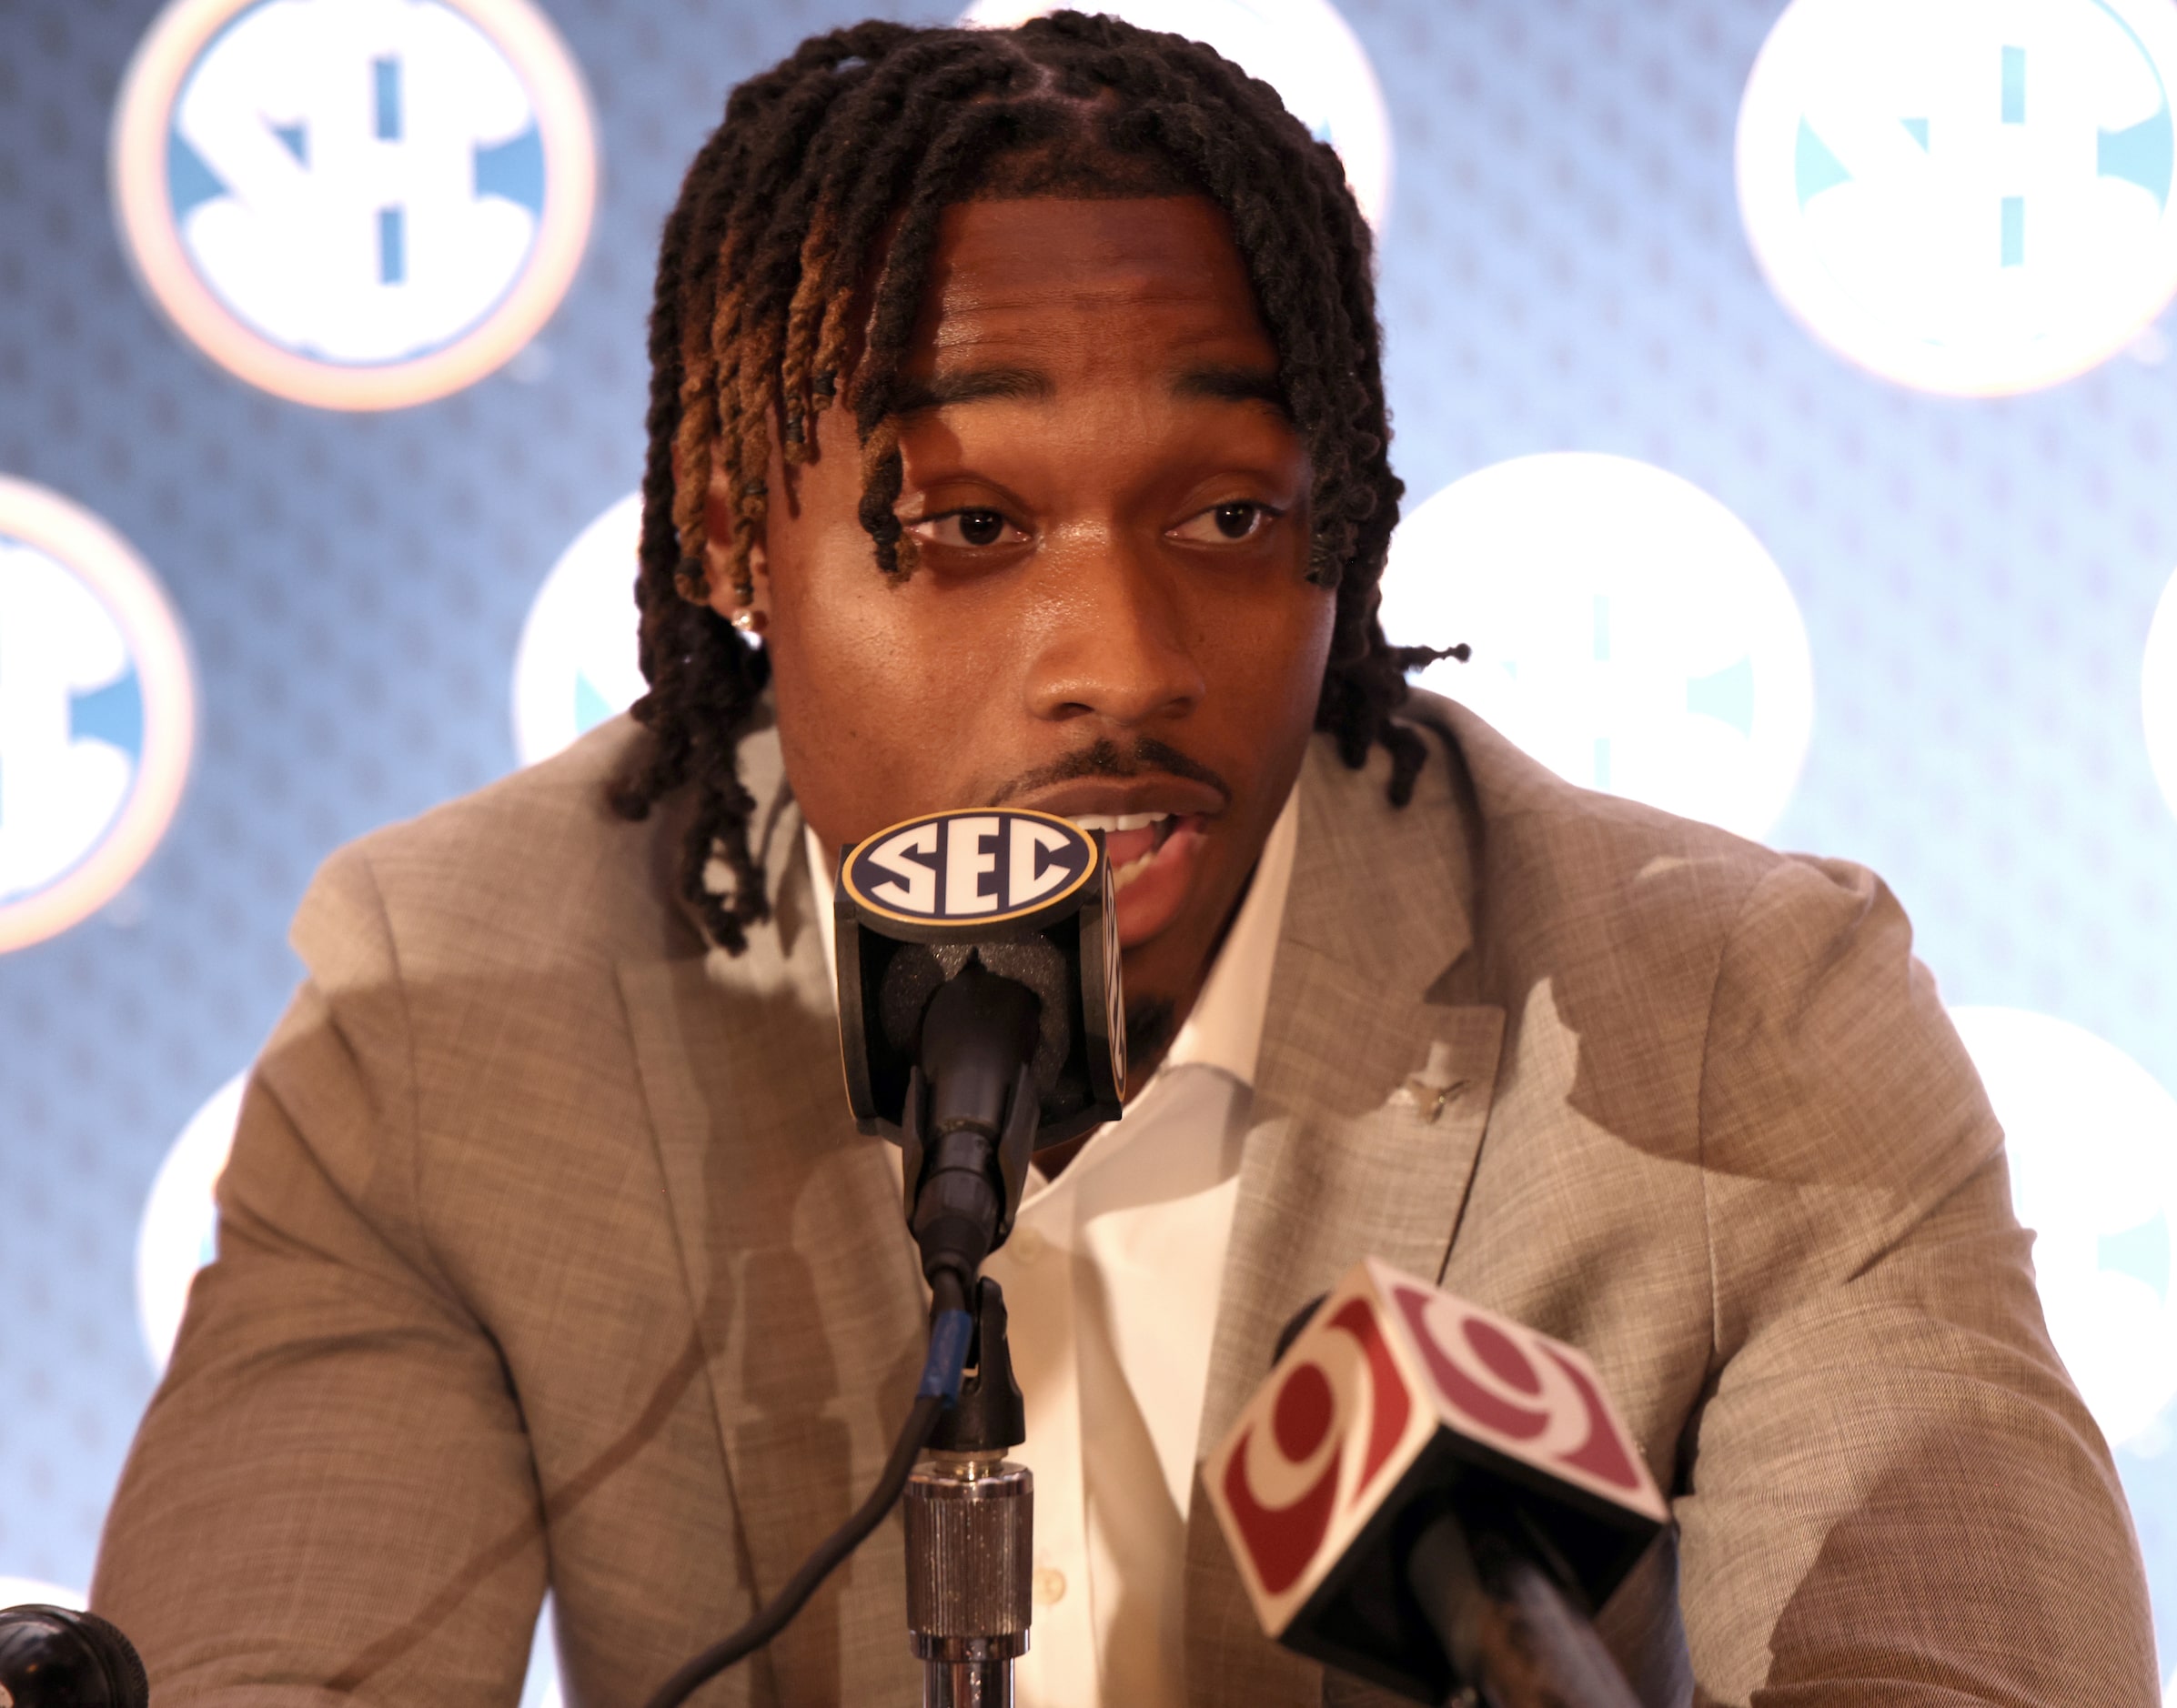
710;195;1334;1054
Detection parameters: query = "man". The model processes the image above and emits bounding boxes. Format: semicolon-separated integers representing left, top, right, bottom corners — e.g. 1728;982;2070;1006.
93;13;2156;1706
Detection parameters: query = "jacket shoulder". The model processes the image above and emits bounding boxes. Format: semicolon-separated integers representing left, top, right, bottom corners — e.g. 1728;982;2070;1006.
296;715;698;980
1395;688;1877;984
1405;687;1789;909
1398;690;1943;1165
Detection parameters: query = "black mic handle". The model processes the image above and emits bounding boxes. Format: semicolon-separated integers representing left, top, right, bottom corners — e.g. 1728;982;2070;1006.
0;1605;150;1708
1406;1517;1641;1708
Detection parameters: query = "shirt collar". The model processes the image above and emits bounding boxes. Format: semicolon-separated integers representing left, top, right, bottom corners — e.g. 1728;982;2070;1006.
805;782;1301;1094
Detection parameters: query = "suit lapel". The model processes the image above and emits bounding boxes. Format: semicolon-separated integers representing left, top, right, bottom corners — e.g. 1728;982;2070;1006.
618;729;924;1704
1186;727;1507;1708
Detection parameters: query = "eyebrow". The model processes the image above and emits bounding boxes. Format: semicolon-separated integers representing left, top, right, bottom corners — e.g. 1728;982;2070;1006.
890;361;1291;418
892;367;1053;415
1171;363;1290;417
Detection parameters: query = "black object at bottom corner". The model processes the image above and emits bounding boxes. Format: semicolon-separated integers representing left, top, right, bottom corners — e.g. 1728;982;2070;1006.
0;1604;150;1708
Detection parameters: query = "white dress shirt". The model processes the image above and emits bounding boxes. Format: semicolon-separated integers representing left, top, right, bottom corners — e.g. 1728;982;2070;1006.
807;788;1299;1707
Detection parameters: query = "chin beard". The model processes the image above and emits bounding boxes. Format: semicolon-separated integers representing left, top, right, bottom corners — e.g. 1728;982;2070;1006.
1124;996;1177;1075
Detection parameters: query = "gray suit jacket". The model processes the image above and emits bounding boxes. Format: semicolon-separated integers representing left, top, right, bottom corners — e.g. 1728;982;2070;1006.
92;694;2157;1705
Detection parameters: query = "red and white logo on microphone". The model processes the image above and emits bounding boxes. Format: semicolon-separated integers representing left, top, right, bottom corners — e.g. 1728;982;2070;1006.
1207;1258;1667;1634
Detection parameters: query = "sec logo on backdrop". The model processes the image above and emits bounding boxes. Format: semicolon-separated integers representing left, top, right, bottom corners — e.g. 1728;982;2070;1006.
959;0;1392;229
111;0;597;410
1950;1007;2177;1450
1378;454;1815;842
1739;0;2177;396
136;1071;245;1371
0;479;195;955
511;493;646;766
2147;564;2177;819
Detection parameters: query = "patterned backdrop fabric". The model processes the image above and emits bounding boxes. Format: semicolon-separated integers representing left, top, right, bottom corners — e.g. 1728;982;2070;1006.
2;0;2175;1694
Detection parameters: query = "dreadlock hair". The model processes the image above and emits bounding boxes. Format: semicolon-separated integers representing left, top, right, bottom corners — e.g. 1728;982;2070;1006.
610;11;1464;954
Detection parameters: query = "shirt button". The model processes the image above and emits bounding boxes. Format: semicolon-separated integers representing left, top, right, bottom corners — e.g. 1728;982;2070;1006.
1033;1566;1067;1606
1011;1227;1046;1264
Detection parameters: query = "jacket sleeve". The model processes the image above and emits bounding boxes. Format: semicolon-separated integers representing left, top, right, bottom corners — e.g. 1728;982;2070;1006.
1671;855;2158;1706
89;846;547;1706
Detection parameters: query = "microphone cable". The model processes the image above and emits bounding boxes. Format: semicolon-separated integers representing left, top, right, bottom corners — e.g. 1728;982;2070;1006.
639;1271;975;1708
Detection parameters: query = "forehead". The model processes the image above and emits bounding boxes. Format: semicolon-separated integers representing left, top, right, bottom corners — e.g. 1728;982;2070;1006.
906;196;1275;370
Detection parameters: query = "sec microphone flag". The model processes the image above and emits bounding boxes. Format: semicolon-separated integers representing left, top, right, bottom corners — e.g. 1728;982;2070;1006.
1206;1259;1668;1663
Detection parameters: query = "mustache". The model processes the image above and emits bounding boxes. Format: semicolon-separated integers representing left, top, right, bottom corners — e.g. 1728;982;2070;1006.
987;737;1233;810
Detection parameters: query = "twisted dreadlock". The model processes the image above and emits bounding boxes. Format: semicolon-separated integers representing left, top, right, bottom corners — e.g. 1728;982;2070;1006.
611;12;1461;954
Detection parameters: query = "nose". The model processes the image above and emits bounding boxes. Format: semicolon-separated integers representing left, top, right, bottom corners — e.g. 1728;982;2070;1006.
1023;535;1206;729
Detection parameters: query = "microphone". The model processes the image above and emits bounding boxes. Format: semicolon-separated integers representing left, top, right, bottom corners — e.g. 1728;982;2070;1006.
833;806;1125;1294
1206;1260;1667;1708
643;805;1124;1706
0;1604;149;1708
831;806;1124;1708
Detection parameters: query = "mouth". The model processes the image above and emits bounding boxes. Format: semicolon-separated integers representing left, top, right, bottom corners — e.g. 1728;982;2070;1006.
1067;810;1212;947
998;767;1228;949
1068;811;1183;889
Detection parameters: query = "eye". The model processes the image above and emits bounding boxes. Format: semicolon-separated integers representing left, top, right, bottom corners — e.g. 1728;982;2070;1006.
909;508;1027;549
1172;500;1280;544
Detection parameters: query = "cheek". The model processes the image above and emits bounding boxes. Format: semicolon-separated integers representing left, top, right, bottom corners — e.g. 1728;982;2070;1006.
1201;579;1337;728
1292;587;1340;703
762;447;922;738
764;543;1002;837
768;567;921;755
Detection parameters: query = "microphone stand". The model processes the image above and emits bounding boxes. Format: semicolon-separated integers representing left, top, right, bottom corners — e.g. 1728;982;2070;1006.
891;966;1044;1708
904;1277;1033;1708
1406;1505;1641;1708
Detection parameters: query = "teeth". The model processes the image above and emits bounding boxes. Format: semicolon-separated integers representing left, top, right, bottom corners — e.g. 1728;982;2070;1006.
1071;811;1172;834
1112;849;1157;891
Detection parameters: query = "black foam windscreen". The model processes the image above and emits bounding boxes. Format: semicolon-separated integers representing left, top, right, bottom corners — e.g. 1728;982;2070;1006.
879;939;1073;1099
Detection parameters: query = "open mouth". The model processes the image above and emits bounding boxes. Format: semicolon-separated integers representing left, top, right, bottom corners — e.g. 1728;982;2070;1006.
1067;809;1212;948
1069;811;1186;891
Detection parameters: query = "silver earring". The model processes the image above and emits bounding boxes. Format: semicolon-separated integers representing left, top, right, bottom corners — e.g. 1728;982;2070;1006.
729;606;767;636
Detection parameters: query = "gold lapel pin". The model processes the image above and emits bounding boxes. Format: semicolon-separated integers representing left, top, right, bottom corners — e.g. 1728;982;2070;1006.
1397;1076;1470;1124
